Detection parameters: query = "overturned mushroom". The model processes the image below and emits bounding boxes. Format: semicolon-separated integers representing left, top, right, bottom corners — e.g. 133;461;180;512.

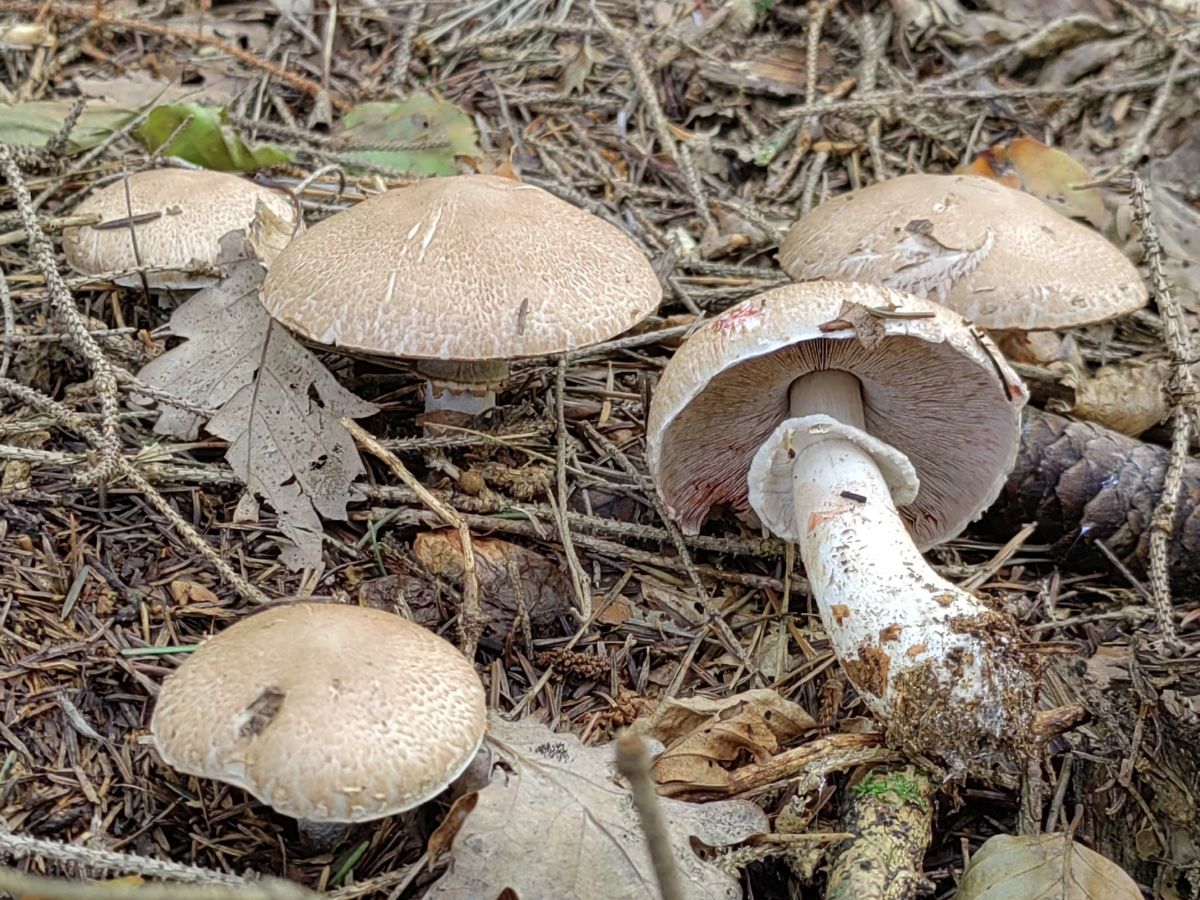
258;174;662;415
62;168;298;289
646;281;1040;775
777;173;1147;362
150;603;486;842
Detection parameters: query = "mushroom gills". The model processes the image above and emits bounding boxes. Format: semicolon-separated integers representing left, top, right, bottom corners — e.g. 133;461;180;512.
753;369;1033;769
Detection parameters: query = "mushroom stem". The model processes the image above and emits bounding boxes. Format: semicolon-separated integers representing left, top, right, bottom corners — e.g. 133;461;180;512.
415;359;510;415
770;371;1035;772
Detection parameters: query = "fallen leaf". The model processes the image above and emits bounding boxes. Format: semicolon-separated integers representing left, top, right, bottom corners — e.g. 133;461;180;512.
634;689;815;793
169;580;220;605
954;832;1141;899
636;689;816;744
134;245;378;570
136;103;291;172
1146;173;1200;311
75;70;248;108
411;531;575;639
246;197;301;269
559;37;599;95
960;136;1106;228
335;94;481;176
820;301;888;351
425;716;768;899
0;100;139;154
1049;359;1171;436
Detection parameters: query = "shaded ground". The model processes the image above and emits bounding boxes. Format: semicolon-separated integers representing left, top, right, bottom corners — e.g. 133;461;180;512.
1;1;1199;897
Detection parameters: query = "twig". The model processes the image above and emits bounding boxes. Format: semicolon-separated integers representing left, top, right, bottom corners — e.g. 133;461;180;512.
1129;173;1195;655
0;376;271;605
553;356;593;620
1120;44;1186;169
0;828;302;891
772;67;1200;120
589;2;715;235
0;866;317;899
0;143;122;482
391;1;427;91
0;261;13;379
616;731;686;900
0;1;344;109
43;97;85;158
342;418;485;659
582;422;749;666
825;765;937;900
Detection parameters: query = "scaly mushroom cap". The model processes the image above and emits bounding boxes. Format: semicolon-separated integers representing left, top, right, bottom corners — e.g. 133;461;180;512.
777;173;1147;331
62;168;298;289
258;174;663;361
646;281;1028;550
150;603;486;823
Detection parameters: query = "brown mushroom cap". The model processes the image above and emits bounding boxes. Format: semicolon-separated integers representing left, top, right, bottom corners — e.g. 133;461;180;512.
777;173;1147;331
646;281;1027;550
62;168;298;289
258;174;663;361
150;603;486;823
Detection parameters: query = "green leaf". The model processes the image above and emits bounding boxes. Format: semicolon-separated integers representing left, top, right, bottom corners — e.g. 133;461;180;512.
135;103;291;172
336;94;480;177
0;100;139;154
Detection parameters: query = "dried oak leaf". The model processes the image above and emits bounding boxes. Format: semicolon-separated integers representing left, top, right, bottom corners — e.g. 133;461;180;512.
425;716;768;900
633;690;815;794
135;255;378;570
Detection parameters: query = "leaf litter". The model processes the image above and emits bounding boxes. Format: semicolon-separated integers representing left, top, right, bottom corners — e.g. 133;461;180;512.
425;716;768;900
135;233;377;570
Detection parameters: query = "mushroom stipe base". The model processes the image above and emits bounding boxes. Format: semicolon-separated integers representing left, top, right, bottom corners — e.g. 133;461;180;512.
750;370;1040;776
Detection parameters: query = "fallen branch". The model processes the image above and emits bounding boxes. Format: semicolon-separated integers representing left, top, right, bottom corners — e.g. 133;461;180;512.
824;765;936;900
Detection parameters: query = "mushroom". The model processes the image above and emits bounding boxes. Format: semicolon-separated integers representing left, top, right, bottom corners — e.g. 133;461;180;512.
258;174;663;415
150;602;486;844
646;281;1039;774
777;173;1147;362
62;168;298;290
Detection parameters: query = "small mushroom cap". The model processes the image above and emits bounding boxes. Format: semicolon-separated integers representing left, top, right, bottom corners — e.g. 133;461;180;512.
259;174;663;361
777;173;1147;331
150;603;486;823
62;168;298;289
646;281;1028;550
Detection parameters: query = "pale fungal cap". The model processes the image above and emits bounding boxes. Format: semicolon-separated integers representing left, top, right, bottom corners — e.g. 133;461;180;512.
778;173;1147;331
645;281;1028;550
258;174;663;362
62;168;298;289
150;603;487;823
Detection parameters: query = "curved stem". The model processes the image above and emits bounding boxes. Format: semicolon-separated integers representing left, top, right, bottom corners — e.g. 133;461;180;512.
779;372;1035;773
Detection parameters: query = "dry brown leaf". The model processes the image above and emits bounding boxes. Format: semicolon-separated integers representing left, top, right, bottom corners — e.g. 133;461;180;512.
636;689;816;745
411;531;576;639
1051;359;1171;437
425;716;768;900
960;136;1106;228
1147;174;1200;311
558;37;600;95
169;580;219;605
635;689;816;793
74;69;248;108
954;832;1141;899
135;251;378;570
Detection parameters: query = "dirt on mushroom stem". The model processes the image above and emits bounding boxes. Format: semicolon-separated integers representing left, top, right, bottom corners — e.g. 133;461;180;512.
766;384;1041;777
